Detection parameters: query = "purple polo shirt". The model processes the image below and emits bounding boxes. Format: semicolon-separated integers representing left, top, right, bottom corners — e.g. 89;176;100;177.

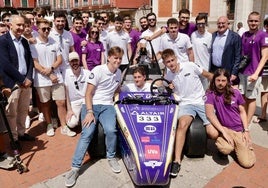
179;22;197;37
82;41;104;71
129;28;141;55
70;31;87;64
205;89;245;132
241;30;268;75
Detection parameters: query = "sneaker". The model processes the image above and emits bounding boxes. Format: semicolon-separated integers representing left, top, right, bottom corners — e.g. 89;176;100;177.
108;158;121;173
61;125;76;137
65;168;79;187
52;118;58;128
170;162;181;177
46;124;55;137
0;153;15;169
25;115;31;129
38;113;44;122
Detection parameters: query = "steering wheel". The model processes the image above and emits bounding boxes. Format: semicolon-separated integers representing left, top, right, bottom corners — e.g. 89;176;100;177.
150;78;173;96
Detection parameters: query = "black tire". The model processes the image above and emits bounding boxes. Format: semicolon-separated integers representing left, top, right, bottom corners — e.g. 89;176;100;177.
184;115;207;157
87;123;106;158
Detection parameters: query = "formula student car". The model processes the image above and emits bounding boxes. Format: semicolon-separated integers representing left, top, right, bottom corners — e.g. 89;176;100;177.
88;43;207;187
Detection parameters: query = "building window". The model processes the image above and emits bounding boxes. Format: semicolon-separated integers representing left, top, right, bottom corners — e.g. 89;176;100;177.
92;0;99;5
5;0;11;6
74;0;79;7
103;0;110;4
83;0;88;6
53;0;56;9
60;0;63;8
21;0;28;7
227;0;235;20
177;0;189;11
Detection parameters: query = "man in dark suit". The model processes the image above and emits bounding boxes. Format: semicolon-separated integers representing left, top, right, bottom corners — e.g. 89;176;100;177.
210;16;241;85
0;15;34;150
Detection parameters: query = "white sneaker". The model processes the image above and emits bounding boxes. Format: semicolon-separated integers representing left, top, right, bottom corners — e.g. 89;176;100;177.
61;125;76;137
38;113;45;122
46;124;55;137
52;118;58;128
25;115;31;129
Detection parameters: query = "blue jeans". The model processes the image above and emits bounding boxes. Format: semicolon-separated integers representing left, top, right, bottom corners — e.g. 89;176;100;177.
72;104;117;168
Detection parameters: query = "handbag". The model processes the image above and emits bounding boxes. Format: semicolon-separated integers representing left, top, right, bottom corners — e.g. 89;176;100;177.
239;55;251;71
262;60;268;76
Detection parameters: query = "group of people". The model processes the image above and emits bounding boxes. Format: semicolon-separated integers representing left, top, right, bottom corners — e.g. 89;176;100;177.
0;6;267;188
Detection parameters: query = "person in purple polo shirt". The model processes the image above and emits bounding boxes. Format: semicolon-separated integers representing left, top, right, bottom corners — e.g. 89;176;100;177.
81;25;105;70
123;15;141;62
238;11;268;125
70;16;87;65
205;68;256;168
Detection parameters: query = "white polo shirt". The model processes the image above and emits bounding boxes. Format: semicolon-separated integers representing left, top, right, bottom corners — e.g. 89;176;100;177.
64;68;91;103
191;30;212;71
140;27;162;55
121;82;151;92
165;62;205;106
30;37;63;87
106;30;131;65
159;33;192;63
87;64;122;105
49;28;74;71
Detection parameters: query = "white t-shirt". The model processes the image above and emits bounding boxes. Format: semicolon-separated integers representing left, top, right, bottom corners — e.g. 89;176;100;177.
140;27;162;55
30;37;63;87
159;33;192;63
165;62;205;106
191;30;212;71
87;64;122;105
106;30;131;65
100;30;108;63
121;82;151;92
49;28;74;71
64;68;91;103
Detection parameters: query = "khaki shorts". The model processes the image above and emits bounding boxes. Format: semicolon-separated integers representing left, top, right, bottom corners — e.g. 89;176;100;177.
238;73;261;99
259;76;268;92
36;83;66;103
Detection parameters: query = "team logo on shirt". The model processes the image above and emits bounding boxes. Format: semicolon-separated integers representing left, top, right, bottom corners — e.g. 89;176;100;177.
202;95;207;102
184;73;190;77
265;37;268;44
89;73;94;79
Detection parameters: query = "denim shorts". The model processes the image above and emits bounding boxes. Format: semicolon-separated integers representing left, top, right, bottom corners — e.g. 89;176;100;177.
178;104;210;125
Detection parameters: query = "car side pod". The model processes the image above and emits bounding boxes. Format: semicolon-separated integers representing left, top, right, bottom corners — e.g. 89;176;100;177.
184;115;207;157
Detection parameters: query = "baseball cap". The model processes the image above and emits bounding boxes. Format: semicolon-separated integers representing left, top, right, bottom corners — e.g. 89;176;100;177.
69;52;80;62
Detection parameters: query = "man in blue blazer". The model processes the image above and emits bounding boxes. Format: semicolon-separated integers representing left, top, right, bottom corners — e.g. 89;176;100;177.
0;15;34;149
210;16;242;85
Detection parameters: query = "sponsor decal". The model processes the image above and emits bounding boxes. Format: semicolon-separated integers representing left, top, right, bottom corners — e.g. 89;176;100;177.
151;137;161;144
144;145;160;160
144;161;163;168
144;125;157;133
137;115;162;123
120;106;125;113
141;136;150;143
88;73;94;79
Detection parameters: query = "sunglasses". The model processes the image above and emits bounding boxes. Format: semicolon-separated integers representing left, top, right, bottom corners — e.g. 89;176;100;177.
3;19;9;22
197;23;206;27
148;18;156;22
41;27;51;32
82;16;89;18
74;81;79;90
91;31;99;35
37;14;43;18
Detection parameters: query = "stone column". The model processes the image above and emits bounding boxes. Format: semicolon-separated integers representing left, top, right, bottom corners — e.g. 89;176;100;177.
234;0;254;31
